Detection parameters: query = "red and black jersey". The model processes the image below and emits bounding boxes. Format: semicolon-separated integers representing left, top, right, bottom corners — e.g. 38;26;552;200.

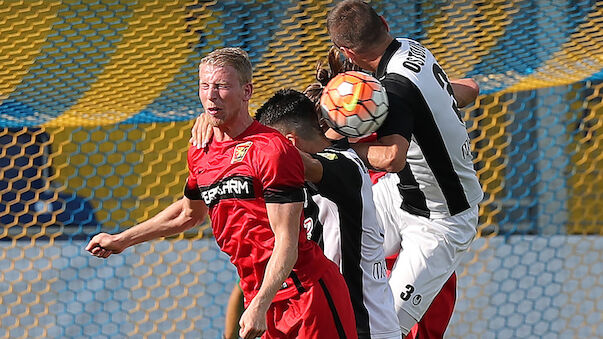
184;121;330;304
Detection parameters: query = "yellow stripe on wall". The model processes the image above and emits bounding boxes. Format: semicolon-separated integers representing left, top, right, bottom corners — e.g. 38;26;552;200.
422;0;514;79
505;3;603;92
0;1;62;103
44;0;198;127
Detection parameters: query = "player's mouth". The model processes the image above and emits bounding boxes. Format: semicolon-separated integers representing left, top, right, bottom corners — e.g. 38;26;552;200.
206;107;221;116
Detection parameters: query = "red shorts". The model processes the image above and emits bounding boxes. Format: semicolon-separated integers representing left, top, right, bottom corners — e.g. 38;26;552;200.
264;262;358;339
386;254;456;339
405;272;456;339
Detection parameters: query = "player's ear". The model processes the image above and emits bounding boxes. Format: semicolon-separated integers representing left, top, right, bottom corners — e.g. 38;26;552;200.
339;46;358;66
339;46;352;60
243;82;253;101
284;132;297;146
379;15;390;32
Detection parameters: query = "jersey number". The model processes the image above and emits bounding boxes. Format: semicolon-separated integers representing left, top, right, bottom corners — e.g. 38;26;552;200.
432;64;463;123
400;284;415;301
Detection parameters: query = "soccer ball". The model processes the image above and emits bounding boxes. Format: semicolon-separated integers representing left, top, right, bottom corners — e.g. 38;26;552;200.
320;71;389;138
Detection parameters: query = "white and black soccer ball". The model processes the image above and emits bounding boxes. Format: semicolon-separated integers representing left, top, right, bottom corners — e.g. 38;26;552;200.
320;71;389;138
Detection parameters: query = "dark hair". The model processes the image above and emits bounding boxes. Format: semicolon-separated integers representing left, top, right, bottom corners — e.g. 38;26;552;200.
255;89;322;139
304;46;360;104
327;0;388;53
303;47;361;130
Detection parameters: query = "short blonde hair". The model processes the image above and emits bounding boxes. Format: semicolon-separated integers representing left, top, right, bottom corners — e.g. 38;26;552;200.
199;47;253;85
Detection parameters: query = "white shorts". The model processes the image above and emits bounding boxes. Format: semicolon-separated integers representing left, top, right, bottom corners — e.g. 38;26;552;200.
372;173;478;322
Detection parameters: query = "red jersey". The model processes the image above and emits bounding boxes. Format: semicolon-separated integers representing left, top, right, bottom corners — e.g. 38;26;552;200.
184;121;330;304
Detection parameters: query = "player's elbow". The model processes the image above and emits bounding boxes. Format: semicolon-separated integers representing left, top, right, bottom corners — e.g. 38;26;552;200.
178;205;207;231
464;78;480;93
288;248;298;267
384;157;405;173
381;145;406;173
464;79;480;104
454;79;480;108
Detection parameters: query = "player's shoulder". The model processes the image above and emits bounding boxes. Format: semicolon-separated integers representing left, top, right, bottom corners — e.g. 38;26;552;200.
248;122;293;148
386;37;435;76
316;139;352;161
316;145;367;174
395;37;430;54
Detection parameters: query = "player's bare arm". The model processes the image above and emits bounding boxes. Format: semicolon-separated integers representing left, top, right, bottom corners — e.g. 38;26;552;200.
238;201;302;339
298;150;324;184
351;133;409;173
86;197;208;258
450;78;480;108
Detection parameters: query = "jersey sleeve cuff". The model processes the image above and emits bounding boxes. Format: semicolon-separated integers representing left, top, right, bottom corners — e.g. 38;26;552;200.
184;184;203;200
264;187;304;203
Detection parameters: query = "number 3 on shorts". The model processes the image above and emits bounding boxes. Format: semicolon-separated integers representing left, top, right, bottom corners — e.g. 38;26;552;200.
400;284;415;301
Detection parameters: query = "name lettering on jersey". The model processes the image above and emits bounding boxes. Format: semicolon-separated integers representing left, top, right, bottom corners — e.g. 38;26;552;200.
231;141;253;164
403;41;427;73
200;175;255;207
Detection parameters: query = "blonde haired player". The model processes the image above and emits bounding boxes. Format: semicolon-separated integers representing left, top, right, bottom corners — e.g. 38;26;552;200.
87;47;357;339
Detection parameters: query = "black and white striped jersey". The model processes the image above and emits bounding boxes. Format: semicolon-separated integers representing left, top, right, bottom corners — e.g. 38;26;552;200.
302;140;401;339
375;38;483;218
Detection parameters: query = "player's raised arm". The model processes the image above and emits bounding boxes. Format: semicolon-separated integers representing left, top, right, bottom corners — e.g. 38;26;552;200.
297;150;324;184
351;134;409;173
86;197;207;258
451;78;480;108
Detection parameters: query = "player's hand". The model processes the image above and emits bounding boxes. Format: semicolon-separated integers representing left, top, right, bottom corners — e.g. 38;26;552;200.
238;303;267;339
189;113;214;149
324;127;346;141
85;233;126;258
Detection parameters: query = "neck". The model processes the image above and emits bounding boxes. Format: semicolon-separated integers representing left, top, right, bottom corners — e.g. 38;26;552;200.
305;135;332;154
213;112;254;142
365;35;394;72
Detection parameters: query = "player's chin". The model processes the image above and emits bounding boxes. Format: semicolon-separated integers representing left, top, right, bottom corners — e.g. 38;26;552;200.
207;115;224;127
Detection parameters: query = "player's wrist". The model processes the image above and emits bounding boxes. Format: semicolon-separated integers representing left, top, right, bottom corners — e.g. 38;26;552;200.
111;232;132;252
246;296;270;315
